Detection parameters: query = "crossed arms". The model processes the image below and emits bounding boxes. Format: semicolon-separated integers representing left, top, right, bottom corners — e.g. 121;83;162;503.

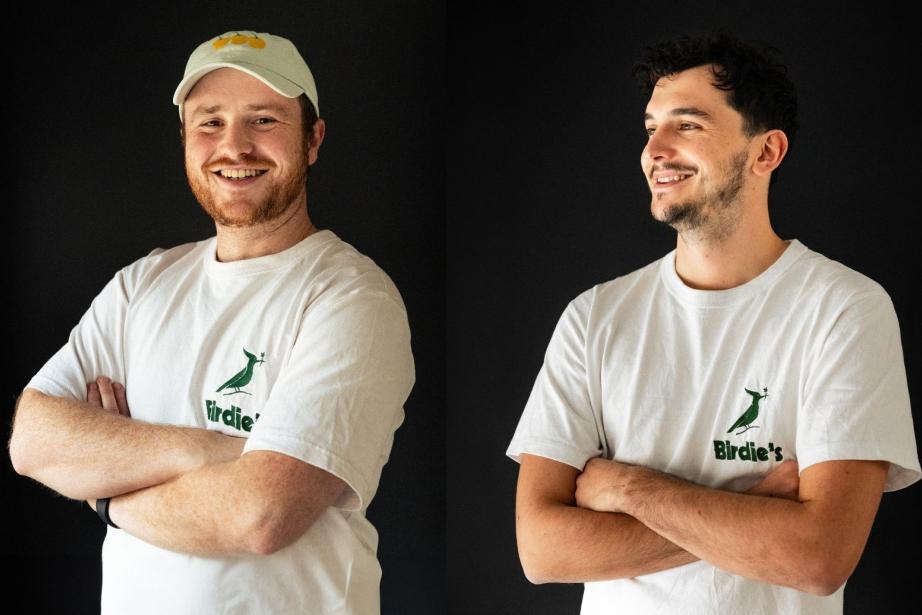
515;453;889;596
8;377;346;557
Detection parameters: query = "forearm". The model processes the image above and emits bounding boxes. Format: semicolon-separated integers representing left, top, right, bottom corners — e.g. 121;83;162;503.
519;502;697;583
10;390;242;500
106;458;262;557
621;469;831;594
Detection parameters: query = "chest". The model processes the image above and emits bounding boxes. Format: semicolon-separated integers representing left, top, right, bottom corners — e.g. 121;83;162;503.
589;305;810;487
121;275;307;435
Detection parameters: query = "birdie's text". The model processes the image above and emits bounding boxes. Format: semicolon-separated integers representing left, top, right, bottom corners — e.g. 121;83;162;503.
205;399;261;432
713;440;784;462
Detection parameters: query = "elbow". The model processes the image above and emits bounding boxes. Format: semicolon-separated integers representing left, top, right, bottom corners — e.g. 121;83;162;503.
516;526;563;584
9;427;30;477
8;436;32;477
800;574;846;598
248;524;316;557
797;548;854;597
241;507;284;556
247;530;282;557
515;505;581;584
520;559;554;585
802;565;850;597
8;392;37;476
244;508;326;557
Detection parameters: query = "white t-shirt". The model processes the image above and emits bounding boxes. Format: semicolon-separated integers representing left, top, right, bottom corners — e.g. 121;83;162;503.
26;229;415;615
507;238;920;615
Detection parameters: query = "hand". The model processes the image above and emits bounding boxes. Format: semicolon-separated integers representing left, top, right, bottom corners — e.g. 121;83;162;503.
575;457;646;514
745;460;800;501
87;376;131;418
85;376;130;512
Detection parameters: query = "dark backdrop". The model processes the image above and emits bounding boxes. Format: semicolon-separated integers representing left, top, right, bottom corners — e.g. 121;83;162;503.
447;2;919;614
7;3;921;615
7;2;444;614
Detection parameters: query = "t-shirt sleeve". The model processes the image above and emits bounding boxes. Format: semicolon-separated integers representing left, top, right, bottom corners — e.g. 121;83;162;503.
24;268;132;401
242;290;415;512
506;292;604;471
797;291;921;491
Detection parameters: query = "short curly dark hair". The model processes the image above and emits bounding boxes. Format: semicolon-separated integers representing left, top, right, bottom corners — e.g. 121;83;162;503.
632;29;798;190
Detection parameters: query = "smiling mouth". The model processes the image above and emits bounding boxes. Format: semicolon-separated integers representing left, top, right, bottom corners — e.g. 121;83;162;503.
654;174;693;190
211;170;268;187
212;169;268;180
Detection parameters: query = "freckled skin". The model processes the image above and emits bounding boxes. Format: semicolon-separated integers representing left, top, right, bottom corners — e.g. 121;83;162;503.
182;68;311;230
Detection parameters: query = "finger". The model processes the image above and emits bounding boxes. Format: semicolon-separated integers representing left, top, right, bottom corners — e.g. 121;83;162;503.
113;382;131;417
97;377;119;413
87;382;102;407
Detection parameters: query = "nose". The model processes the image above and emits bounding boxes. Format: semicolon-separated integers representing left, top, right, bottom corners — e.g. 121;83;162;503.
642;127;677;165
217;119;256;160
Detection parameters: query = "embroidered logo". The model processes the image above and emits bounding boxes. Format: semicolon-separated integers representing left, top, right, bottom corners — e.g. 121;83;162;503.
204;347;266;433
712;384;784;462
205;400;260;433
212;32;266;50
216;348;265;396
727;387;769;435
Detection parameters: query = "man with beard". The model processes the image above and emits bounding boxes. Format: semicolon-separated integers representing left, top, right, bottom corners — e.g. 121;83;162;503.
507;31;919;614
9;30;414;615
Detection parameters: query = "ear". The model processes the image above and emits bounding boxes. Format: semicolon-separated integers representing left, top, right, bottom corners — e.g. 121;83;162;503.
752;129;789;179
307;118;326;166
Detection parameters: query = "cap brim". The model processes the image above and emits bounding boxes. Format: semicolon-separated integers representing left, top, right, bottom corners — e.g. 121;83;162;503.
173;62;311;121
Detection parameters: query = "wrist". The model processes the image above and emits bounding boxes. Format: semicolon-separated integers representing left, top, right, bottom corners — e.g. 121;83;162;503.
96;496;121;529
201;430;245;466
617;465;662;516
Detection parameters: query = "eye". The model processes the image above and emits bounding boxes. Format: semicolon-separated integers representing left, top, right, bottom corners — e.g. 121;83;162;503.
255;117;277;125
644;123;697;137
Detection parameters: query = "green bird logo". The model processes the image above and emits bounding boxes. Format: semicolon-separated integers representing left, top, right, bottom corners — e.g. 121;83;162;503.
216;348;266;396
727;386;769;435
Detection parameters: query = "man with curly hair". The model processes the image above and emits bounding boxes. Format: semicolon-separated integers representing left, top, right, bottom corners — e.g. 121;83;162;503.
508;30;919;613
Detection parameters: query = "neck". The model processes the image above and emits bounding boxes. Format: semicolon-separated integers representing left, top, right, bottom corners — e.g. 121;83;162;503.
214;202;316;262
674;206;788;290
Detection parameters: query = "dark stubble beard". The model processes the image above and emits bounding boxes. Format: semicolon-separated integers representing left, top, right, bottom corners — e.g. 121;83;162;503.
185;145;309;229
653;147;749;242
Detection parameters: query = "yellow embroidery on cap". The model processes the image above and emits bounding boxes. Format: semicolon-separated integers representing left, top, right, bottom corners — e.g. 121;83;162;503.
212;33;265;50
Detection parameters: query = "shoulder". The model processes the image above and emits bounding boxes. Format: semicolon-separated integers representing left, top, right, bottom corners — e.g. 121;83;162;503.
546;254;666;339
563;253;667;321
110;239;207;299
782;243;903;355
786;243;895;320
299;230;407;313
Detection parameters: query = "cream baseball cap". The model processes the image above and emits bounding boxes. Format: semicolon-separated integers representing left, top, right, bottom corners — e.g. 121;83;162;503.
172;30;319;123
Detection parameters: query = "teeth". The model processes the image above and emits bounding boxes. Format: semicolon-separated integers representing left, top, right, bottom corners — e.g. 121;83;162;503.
656;174;690;184
219;169;266;179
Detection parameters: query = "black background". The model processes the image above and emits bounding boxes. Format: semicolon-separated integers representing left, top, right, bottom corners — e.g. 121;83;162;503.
6;1;921;614
8;1;444;614
447;2;919;615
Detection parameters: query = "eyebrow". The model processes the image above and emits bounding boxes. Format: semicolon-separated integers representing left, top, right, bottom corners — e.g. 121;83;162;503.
190;103;291;118
643;107;713;122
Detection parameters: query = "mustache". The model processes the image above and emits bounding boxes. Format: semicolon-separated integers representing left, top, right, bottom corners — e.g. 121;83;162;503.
207;159;273;170
652;165;696;175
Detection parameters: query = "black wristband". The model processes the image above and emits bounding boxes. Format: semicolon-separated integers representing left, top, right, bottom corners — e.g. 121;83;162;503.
96;497;120;529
